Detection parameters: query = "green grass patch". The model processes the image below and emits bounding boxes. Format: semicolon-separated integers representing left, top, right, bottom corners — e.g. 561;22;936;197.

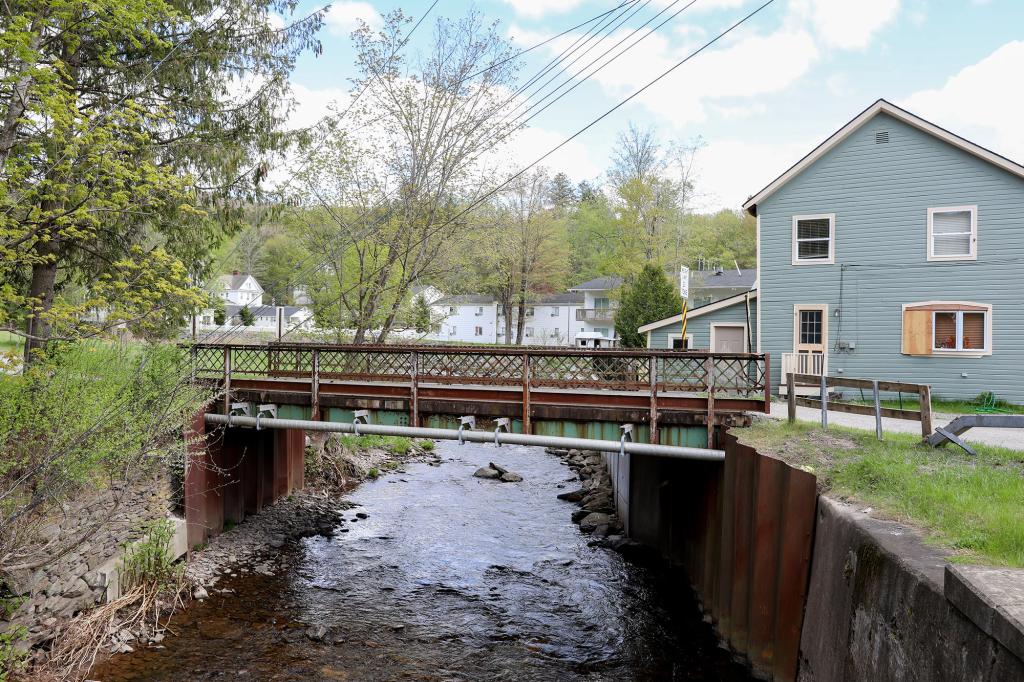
839;392;1024;415
738;420;1024;567
418;439;435;451
334;434;416;455
0;331;22;353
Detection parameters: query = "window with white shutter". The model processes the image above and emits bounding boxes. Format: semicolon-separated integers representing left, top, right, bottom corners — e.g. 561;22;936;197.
928;206;976;260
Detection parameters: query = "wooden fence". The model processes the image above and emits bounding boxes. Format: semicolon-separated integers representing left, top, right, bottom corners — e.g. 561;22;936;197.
787;373;933;439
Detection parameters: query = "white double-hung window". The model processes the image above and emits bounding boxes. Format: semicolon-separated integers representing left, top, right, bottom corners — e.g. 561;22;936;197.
792;214;835;265
928;206;977;261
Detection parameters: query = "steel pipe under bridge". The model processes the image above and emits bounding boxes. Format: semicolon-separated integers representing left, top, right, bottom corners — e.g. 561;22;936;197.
204;413;726;462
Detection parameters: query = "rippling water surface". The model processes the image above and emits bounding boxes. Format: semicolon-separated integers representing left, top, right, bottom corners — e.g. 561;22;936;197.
93;441;754;681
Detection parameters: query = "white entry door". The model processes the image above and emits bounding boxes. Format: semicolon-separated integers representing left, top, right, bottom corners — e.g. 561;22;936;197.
711;325;747;353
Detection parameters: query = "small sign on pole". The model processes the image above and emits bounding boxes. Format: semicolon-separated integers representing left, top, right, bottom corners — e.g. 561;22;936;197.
678;266;690;349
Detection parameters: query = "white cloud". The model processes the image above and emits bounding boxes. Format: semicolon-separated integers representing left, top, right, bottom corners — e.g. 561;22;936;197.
694;137;815;210
492;125;605;182
516;24;819;126
288;82;350;131
902;41;1024;163
500;0;586;20
791;0;901;50
324;1;381;35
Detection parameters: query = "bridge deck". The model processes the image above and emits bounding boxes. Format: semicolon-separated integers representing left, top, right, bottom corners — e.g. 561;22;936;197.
190;343;771;445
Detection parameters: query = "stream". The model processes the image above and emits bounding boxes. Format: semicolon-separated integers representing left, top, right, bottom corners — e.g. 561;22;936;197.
92;441;754;681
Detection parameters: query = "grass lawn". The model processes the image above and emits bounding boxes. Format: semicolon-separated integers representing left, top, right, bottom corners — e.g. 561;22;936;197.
0;330;22;353
842;394;1024;415
738;420;1024;568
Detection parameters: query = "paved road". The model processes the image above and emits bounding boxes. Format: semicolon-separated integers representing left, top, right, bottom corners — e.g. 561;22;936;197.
765;402;1024;451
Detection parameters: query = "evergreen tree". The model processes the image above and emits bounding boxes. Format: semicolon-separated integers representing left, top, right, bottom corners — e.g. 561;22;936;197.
549;172;578;210
412;295;432;334
239;307;256;327
614;264;681;348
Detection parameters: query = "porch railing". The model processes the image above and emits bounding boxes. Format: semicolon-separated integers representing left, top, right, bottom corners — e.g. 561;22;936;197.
781;352;825;378
575;308;615;322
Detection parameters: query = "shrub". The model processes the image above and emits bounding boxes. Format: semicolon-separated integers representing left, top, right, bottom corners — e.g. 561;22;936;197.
0;341;206;579
119;519;183;592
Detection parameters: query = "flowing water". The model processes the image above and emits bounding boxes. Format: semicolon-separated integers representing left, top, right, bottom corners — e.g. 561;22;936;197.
92;441;754;681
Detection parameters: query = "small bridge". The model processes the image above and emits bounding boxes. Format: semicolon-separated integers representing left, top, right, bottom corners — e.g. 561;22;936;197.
183;343;771;548
190;343;771;444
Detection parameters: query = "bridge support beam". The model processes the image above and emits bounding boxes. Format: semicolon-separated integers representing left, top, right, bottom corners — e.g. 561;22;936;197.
184;409;306;549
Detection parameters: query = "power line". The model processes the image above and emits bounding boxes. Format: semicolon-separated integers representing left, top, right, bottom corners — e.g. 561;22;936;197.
499;0;657;126
205;3;644;344
511;0;700;129
277;0;781;342
462;0;640;82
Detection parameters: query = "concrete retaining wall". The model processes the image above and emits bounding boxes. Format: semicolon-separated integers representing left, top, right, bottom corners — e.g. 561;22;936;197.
798;496;1024;681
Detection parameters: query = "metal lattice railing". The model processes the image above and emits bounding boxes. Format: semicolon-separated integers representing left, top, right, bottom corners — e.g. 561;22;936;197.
187;343;769;399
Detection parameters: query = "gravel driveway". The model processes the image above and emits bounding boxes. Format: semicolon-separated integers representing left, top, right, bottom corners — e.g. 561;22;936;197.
765;402;1024;451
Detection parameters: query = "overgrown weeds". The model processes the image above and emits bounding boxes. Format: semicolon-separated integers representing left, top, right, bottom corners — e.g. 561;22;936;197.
46;520;187;680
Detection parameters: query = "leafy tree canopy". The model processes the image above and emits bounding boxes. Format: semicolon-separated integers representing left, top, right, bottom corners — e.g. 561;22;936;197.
0;0;323;360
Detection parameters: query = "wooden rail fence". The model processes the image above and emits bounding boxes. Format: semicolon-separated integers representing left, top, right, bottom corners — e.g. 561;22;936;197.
787;372;933;439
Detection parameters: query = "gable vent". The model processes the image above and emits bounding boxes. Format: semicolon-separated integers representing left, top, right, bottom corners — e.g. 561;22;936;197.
875;131;890;144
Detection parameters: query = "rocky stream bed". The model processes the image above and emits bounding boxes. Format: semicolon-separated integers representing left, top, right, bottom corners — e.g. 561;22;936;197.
88;439;754;681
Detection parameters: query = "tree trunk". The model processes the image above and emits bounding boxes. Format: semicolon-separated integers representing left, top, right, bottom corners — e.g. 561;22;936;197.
23;240;58;363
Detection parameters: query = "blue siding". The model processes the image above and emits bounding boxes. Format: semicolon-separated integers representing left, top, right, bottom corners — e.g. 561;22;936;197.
758;112;1024;403
648;298;756;350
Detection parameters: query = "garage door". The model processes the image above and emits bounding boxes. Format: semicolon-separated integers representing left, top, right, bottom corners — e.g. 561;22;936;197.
713;325;746;353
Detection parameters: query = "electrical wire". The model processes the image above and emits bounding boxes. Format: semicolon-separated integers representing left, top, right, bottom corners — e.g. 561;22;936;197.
275;0;781;342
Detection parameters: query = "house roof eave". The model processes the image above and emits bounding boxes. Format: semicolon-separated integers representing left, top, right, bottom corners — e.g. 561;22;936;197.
742;99;1024;216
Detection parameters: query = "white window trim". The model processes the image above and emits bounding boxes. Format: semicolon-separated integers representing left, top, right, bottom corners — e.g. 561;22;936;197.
929;307;991;356
927;205;977;262
666;332;694;350
710;324;749;353
792;213;836;265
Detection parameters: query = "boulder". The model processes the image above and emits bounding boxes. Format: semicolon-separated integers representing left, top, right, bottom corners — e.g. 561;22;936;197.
499;472;523;483
193;585;209;600
571;509;591;524
473;466;501;479
556;489;586;502
306;624;329;642
578;512;611;534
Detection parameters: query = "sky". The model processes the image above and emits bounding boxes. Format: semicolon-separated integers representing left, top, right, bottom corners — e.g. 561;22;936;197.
276;0;1024;212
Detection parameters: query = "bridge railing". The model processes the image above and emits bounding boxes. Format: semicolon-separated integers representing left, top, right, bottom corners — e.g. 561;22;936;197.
189;343;770;401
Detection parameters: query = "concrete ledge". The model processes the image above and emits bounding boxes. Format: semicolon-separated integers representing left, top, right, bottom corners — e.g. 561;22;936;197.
798;497;1024;681
946;564;1024;663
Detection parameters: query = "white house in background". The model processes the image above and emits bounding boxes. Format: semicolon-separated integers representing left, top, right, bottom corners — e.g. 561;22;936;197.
496;292;584;346
197;303;315;334
217;272;263;306
427;294;499;343
410;284;444;305
199;273;314;335
423;291;584;346
568;276;622;347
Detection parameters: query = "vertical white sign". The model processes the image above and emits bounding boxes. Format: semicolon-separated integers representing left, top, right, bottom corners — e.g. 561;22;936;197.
679;266;690;300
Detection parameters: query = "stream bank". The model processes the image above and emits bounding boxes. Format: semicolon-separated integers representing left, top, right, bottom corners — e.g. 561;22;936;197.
92;439;755;681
